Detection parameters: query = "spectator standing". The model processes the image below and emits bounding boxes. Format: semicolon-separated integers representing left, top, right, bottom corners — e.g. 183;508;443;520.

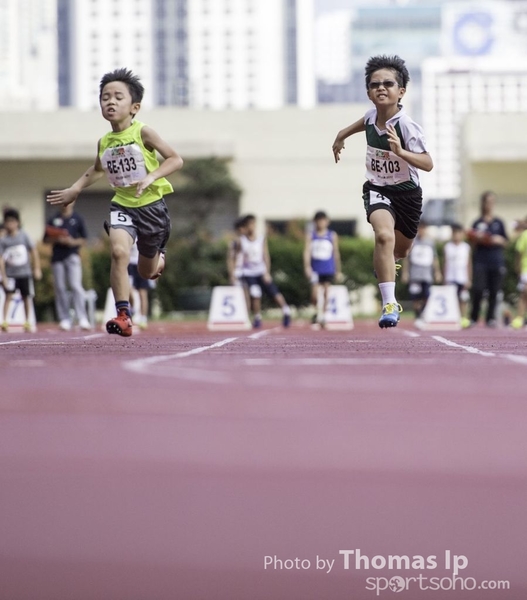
402;221;441;319
0;209;41;332
468;191;508;327
45;203;91;331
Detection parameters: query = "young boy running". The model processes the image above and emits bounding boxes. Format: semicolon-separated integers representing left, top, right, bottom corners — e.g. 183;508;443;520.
240;215;291;328
0;209;41;332
443;223;472;327
47;68;183;337
303;211;342;327
332;55;433;328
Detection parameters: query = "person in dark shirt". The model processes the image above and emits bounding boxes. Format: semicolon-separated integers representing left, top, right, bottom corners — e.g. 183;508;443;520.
45;203;91;331
468;191;508;327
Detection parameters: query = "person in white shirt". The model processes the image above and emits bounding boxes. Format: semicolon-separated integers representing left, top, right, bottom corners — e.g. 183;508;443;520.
239;215;291;329
443;224;472;326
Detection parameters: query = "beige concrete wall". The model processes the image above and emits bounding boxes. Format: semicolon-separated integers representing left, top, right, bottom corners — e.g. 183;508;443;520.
3;108;525;241
0;106;371;240
460;113;527;228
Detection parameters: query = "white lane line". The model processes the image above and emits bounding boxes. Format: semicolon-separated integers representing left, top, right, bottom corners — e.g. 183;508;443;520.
503;354;527;365
244;357;436;366
402;330;421;338
123;337;238;374
0;338;41;346
432;336;496;357
75;333;105;340
9;359;46;367
248;327;280;340
432;335;527;365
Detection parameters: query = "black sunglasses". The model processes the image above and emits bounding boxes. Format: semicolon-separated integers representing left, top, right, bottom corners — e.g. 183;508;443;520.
368;80;398;90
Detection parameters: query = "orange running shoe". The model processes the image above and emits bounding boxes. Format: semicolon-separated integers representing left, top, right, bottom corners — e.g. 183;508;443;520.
106;309;133;337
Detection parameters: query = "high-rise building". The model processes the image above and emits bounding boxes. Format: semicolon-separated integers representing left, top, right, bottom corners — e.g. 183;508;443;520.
315;9;353;104
153;0;316;109
0;0;57;110
58;0;154;110
349;3;442;118
58;0;315;110
422;57;527;202
422;1;527;201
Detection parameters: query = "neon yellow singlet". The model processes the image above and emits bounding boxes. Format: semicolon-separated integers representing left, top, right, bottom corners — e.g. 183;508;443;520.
516;230;527;274
99;120;173;208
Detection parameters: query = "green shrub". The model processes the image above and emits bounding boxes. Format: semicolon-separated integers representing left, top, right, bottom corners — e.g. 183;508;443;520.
90;240;112;309
156;236;229;311
81;235;379;312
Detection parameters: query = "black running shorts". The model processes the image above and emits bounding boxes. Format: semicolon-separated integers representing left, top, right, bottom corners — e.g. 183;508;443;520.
109;199;171;259
362;181;423;240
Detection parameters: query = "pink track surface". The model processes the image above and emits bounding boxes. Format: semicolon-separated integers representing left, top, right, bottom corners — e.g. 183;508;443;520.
1;321;526;600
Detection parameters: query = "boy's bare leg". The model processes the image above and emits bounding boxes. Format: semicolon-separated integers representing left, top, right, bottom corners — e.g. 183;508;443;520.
323;282;331;313
138;252;164;280
2;292;13;323
394;229;414;261
369;210;396;282
274;293;287;308
23;296;32;323
109;228;134;301
310;283;318;311
252;296;261;316
274;292;291;327
139;288;149;318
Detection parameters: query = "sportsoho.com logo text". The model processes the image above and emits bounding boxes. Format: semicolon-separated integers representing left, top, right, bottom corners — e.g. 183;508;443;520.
366;575;510;596
338;550;510;596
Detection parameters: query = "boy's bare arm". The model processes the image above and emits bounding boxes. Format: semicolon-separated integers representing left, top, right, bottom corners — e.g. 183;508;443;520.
263;239;272;280
386;124;433;172
303;235;312;277
47;144;105;206
0;256;6;285
332;117;366;163
31;246;42;280
467;247;473;287
333;232;342;276
137;127;184;197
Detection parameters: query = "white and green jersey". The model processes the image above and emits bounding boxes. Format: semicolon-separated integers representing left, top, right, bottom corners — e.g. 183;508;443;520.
364;106;427;191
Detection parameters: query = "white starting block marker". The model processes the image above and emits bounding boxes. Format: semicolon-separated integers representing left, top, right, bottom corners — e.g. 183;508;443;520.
416;285;461;331
318;285;354;330
102;288;116;329
0;288;37;332
208;286;251;331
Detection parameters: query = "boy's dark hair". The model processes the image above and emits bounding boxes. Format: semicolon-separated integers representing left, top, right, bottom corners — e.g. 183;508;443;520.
3;208;20;222
233;216;245;230
365;55;410;89
99;68;144;104
314;210;328;221
242;214;256;226
480;190;495;211
451;223;464;232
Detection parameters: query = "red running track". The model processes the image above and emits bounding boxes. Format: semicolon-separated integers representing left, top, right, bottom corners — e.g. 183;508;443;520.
0;321;526;600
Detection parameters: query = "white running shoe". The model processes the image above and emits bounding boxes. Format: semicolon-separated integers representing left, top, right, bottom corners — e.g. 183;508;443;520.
79;318;92;331
59;319;71;331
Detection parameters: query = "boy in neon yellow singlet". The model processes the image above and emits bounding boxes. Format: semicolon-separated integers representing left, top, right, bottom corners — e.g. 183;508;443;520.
47;69;183;337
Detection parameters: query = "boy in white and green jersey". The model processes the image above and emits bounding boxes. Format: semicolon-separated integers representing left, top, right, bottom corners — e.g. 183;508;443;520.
47;68;183;337
332;55;433;328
